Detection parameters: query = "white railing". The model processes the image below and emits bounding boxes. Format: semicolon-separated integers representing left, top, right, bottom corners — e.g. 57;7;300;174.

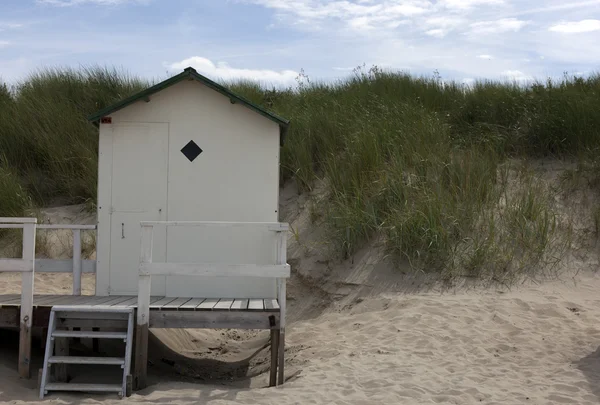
36;224;97;295
0;217;36;378
135;220;289;388
0;218;97;378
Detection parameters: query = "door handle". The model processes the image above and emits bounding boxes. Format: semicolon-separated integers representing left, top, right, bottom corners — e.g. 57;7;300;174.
122;223;125;239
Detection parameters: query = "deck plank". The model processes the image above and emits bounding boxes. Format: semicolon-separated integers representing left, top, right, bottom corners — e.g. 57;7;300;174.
45;295;82;306
59;295;96;306
0;294;22;306
79;295;120;306
213;299;234;310
149;297;176;309
93;296;131;307
34;295;64;306
230;299;249;311
263;299;280;311
196;299;219;310
77;295;114;305
129;296;162;308
247;299;264;311
112;297;137;307
179;298;205;310
162;297;191;310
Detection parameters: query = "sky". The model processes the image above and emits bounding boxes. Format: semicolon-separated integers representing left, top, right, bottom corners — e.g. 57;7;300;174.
0;0;599;87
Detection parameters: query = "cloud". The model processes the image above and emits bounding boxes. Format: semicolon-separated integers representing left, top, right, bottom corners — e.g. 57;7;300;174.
502;70;532;82
477;54;493;59
426;29;446;37
468;18;530;34
37;0;144;6
440;0;504;10
244;0;431;32
0;41;10;48
0;23;23;31
168;57;298;86
549;19;600;33
514;1;600;17
423;16;466;37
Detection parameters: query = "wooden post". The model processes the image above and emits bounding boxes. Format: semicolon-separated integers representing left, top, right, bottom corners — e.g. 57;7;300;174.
72;229;81;296
276;229;287;386
277;278;286;386
134;225;153;390
18;221;36;379
269;329;279;387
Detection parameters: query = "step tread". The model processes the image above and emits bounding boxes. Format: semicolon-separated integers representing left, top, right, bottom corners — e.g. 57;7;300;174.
48;356;125;365
52;330;127;339
44;383;122;393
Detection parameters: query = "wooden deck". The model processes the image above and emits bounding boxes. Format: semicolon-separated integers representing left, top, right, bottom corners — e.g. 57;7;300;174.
0;294;280;311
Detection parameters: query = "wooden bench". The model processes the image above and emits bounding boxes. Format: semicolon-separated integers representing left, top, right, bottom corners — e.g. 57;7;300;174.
134;221;289;389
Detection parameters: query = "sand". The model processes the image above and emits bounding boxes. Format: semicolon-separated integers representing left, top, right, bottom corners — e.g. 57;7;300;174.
2;164;600;404
1;269;600;404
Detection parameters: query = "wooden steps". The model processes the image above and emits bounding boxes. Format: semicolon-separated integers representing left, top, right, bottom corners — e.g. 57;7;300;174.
39;306;134;399
48;356;125;366
45;383;122;393
51;330;127;340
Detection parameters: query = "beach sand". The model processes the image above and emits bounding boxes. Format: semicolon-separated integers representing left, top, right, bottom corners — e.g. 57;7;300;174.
1;269;600;404
1;166;600;404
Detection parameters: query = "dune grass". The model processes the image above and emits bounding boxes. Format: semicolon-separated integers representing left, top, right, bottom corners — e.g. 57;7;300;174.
1;65;598;280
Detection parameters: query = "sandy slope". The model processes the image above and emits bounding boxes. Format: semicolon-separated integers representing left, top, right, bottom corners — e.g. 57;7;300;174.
2;164;600;404
2;270;600;404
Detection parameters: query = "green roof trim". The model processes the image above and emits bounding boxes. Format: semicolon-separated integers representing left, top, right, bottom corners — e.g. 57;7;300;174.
88;67;290;145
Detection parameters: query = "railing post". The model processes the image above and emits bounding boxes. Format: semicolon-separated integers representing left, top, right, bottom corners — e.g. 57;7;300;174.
276;229;287;386
72;229;81;296
19;220;36;379
134;224;153;390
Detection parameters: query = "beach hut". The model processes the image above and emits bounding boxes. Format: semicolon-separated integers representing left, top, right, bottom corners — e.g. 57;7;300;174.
89;66;290;299
0;67;290;394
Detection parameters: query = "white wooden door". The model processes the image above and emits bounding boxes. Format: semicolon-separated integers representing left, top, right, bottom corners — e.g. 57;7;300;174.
109;122;169;296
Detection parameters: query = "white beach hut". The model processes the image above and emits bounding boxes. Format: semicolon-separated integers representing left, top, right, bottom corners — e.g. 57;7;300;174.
0;67;290;392
88;66;290;299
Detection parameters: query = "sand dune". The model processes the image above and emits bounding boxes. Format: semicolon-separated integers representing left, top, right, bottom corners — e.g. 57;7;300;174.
2;170;600;404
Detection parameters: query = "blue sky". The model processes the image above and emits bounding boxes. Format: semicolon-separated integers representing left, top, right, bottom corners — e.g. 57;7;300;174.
1;0;599;86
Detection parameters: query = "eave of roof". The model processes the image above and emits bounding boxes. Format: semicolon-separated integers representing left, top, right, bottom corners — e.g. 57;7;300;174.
88;67;290;145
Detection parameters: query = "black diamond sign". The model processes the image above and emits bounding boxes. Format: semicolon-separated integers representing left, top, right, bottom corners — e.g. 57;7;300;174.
181;140;203;162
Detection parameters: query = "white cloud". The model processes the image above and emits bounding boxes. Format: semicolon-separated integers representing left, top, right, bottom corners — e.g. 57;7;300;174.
426;29;446;37
0;23;23;31
469;18;529;34
440;0;504;10
549;19;600;33
245;0;431;32
477;54;493;59
0;41;10;48
423;16;465;37
502;70;532;82
168;56;298;87
37;0;144;6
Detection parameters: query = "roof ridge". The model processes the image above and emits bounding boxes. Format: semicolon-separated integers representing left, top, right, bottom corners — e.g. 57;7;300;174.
87;68;290;145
